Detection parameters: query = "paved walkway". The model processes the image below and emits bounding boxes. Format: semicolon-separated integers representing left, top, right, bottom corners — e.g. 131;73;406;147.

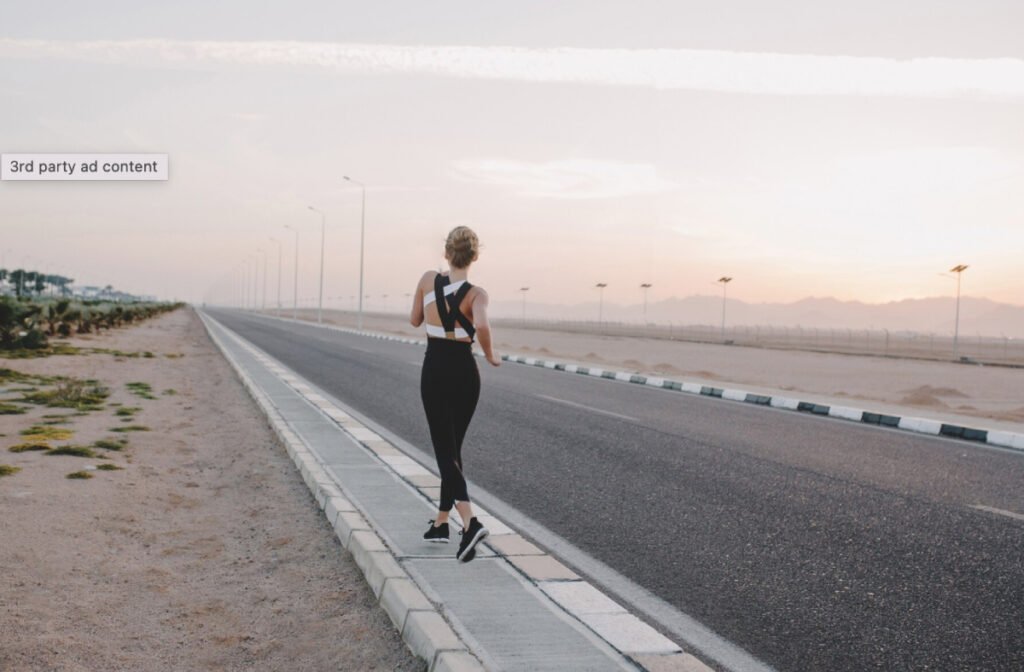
199;311;710;672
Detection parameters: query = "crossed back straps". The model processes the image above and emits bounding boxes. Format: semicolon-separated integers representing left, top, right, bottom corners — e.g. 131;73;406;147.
433;273;476;341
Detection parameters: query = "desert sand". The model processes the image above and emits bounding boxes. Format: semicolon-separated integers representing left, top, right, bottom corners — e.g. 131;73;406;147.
0;307;422;672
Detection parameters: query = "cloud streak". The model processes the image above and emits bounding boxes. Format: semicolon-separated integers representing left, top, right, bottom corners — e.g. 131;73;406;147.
3;38;1024;100
452;158;676;199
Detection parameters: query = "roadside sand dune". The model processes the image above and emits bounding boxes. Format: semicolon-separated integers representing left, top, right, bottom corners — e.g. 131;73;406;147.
900;385;970;398
0;308;422;672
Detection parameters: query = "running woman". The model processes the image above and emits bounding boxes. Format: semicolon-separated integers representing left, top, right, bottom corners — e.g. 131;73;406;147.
409;226;500;562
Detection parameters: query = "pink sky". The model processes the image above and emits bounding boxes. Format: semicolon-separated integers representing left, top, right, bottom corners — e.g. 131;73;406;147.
1;3;1021;308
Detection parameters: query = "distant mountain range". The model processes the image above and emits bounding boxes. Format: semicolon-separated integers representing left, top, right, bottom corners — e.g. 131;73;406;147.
492;295;1024;338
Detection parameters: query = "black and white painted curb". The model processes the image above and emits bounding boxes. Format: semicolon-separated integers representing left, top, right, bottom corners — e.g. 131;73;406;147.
249;311;1024;454
199;311;713;672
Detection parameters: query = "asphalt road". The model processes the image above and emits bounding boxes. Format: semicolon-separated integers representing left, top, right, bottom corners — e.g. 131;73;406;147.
207;308;1024;672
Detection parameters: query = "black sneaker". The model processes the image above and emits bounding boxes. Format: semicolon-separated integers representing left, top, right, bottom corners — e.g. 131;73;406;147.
423;520;450;543
456;517;489;562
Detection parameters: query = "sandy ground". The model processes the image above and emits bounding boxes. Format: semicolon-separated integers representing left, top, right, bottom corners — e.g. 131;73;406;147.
0;307;423;672
277;308;1024;429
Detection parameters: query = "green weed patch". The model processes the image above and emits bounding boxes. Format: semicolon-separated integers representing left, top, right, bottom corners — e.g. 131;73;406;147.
126;382;156;400
20;425;73;441
20;379;109;411
46;445;97;458
110;425;150;433
93;438;127;451
0;343;81;359
9;442;50;452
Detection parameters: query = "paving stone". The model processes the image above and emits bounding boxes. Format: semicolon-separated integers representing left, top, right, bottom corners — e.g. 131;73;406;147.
380;454;432;476
507;555;579;581
431;650;486;672
420;486;442;500
364;551;407;598
324;495;357;525
579;613;681;655
408;473;442;488
315;480;341;508
539;580;625;615
403;611;464;662
334;510;370;547
380;577;434;631
324;408;352;421
632;653;714;672
366;440;401;456
349;529;388;573
486;534;544;557
349;426;382;441
476;514;513;536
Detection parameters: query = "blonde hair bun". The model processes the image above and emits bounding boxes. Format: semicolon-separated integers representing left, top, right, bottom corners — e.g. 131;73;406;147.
445;226;480;269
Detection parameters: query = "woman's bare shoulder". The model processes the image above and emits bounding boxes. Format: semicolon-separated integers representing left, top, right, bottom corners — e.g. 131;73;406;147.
469;284;488;301
417;270;439;288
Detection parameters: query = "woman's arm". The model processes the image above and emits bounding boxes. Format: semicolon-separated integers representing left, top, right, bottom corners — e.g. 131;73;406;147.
410;272;429;327
472;289;500;366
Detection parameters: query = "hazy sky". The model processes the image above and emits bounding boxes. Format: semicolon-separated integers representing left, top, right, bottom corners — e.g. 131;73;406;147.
1;1;1022;310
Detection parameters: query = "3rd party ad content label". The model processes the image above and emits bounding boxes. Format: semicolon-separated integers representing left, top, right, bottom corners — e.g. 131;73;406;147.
1;153;169;181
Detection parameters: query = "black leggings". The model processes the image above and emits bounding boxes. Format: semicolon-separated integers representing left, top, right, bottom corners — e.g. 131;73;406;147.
420;338;481;512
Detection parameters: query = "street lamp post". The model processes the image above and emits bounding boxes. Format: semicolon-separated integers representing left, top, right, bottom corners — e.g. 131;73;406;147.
284;224;299;319
640;283;652;324
519;287;530;325
252;254;259;311
343;176;367;330
259;248;267;311
950;264;968;360
270;237;282;316
307;206;326;324
595;283;608;325
718;277;733;343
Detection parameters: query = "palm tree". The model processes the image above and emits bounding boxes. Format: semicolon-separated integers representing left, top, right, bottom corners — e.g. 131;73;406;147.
9;270;24;298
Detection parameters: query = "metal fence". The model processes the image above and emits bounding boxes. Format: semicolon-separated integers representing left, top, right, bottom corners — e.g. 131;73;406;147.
492;318;1024;367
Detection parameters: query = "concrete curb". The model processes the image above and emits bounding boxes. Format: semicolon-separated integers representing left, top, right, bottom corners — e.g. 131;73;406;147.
199;310;717;672
253;311;1024;454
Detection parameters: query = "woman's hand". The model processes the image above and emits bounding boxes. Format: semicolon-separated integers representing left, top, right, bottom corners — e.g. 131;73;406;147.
409;272;429;327
473;290;499;367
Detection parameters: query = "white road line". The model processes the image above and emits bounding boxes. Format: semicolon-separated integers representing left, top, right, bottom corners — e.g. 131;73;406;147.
970;504;1024;522
535;394;637;422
